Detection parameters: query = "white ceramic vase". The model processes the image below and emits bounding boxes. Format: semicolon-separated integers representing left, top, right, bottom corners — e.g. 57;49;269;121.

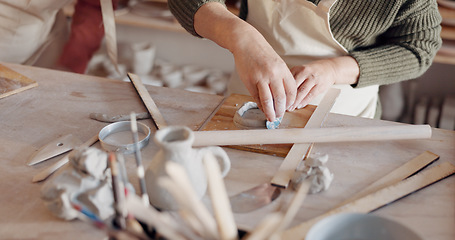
145;126;230;210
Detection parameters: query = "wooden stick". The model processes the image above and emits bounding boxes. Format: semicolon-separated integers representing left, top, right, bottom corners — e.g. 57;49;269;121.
125;193;187;240
100;0;119;73
203;152;238;240
271;89;339;188
128;72;167;130
192;125;432;147
130;112;149;205
337;151;440;207
161;162;219;239
280;162;455;239
32;134;99;182
245;212;283;240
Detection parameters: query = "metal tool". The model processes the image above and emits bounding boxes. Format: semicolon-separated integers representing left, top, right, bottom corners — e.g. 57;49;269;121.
32;134;99;182
27;134;82;166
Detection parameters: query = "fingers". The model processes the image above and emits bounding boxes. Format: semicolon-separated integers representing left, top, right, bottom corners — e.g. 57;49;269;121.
290;66;323;109
257;82;276;122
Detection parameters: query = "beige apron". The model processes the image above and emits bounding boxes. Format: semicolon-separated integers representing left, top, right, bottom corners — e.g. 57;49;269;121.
227;0;379;118
0;0;71;67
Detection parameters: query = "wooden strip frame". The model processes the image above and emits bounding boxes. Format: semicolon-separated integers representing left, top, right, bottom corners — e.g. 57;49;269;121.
271;88;340;188
337;151;439;206
281;162;455;239
128;73;168;130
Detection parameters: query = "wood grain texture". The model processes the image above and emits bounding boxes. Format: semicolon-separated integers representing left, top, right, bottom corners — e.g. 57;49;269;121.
0;64;37;99
0;63;454;240
200;94;316;157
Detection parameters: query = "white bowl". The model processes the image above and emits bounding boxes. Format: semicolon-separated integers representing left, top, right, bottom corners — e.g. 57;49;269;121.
306;213;423;240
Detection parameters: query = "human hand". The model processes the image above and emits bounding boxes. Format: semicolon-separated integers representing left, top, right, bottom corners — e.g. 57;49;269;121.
232;32;297;122
289;56;360;110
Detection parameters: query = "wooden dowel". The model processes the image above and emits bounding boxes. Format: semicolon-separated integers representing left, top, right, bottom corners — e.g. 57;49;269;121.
203;152;238;240
193;125;432;146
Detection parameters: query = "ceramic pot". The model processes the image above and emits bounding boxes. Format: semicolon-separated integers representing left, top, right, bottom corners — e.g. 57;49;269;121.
145;126;230;210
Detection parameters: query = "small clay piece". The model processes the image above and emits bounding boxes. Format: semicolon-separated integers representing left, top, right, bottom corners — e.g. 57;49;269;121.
291;153;333;194
233;101;282;129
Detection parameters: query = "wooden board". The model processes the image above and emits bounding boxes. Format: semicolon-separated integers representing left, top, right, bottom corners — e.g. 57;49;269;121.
200;94;316;157
0;64;38;99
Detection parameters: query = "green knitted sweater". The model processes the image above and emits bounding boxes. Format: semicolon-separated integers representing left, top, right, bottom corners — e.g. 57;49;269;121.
168;0;442;88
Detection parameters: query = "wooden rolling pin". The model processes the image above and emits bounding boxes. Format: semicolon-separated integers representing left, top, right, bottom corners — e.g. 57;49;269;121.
192;125;431;147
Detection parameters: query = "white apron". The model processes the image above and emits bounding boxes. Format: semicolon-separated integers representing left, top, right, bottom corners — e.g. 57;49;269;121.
227;0;379;118
0;0;71;67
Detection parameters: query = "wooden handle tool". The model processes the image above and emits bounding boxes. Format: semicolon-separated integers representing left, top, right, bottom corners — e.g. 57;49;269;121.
203;152;238;240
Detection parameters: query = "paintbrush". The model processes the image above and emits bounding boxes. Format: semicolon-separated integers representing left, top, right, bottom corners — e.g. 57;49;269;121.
130;112;150;206
109;152;127;229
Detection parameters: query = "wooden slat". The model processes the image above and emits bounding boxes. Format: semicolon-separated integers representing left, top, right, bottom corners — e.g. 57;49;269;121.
337;151;439;206
281;162;455;239
128;73;168;129
271;88;340;188
0;64;38;99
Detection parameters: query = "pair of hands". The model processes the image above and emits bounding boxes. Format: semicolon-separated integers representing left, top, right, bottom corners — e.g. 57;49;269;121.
193;2;359;121
234;40;352;121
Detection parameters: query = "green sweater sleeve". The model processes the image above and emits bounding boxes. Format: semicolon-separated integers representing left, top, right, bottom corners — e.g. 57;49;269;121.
333;0;442;88
167;0;226;37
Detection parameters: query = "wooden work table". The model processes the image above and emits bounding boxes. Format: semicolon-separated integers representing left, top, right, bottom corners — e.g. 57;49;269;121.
0;62;454;240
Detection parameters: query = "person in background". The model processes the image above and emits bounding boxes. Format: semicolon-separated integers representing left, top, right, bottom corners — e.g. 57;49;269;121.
0;0;117;74
168;0;442;121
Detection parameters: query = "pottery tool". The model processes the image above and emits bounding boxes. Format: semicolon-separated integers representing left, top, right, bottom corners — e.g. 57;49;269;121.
272;88;339;188
27;134;82;166
109;152;127;229
337;151;440;207
125;193;187;240
159;161;219;239
100;0;120;73
130;112;149;205
32;134;99;182
193;124;432;147
203;152;238;240
128;73;167;130
99;121;151;154
280;161;455;239
90;112;150;123
0;64;38;99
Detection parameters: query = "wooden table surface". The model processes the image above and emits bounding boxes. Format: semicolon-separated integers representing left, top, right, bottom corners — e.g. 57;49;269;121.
0;62;454;240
